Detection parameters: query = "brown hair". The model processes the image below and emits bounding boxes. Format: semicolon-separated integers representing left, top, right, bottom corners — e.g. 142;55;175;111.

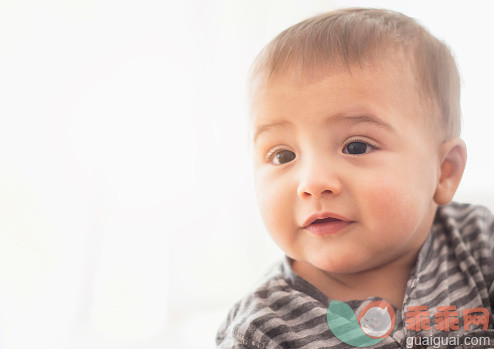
249;8;461;140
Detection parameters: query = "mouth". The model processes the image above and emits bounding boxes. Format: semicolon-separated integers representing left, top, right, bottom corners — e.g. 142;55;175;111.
303;213;354;236
310;217;342;225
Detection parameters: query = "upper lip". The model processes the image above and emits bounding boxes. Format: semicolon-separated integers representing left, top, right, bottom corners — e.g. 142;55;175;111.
302;212;353;227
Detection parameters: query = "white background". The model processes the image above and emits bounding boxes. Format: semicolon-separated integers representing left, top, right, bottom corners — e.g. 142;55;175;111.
0;1;493;348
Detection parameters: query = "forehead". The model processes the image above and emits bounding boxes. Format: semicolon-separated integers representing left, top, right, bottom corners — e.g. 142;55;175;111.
250;59;428;138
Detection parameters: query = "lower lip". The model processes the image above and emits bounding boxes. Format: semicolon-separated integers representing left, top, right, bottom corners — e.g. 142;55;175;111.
305;220;353;236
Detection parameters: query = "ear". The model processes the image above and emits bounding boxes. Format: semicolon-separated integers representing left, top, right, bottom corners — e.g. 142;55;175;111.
433;137;467;206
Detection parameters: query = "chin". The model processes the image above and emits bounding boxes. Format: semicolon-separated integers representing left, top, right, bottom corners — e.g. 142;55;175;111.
307;256;357;274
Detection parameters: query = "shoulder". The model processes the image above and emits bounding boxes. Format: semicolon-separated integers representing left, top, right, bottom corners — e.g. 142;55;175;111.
436;202;494;273
216;262;294;348
437;202;494;246
437;201;493;228
215;260;330;348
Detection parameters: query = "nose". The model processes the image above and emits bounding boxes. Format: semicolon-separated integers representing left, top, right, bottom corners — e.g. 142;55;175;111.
296;157;342;199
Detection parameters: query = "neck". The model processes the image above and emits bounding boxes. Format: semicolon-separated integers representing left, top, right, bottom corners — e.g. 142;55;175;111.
291;248;419;309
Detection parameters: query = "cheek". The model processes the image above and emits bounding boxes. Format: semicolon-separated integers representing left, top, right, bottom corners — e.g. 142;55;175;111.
357;171;429;235
255;171;295;237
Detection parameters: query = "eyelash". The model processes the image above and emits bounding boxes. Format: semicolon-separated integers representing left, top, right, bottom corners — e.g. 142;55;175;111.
342;137;378;154
265;147;291;163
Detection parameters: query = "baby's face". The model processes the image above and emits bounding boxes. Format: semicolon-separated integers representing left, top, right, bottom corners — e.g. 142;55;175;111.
251;61;442;274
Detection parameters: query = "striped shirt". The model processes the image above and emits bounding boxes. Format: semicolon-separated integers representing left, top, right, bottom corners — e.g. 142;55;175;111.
216;203;494;348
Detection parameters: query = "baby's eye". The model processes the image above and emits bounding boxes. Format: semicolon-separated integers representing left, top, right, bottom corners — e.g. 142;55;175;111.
343;141;373;155
269;149;296;165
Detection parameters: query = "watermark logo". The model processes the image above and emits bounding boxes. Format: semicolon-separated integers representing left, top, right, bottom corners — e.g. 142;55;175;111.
328;302;490;347
327;300;395;347
404;305;489;331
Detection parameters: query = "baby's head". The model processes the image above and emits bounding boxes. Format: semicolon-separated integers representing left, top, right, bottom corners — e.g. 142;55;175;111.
249;8;467;274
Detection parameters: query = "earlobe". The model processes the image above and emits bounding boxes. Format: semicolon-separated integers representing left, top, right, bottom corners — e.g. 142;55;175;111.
433;138;467;206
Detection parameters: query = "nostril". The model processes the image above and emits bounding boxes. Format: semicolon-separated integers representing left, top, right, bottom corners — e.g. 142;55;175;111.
299;188;333;199
297;178;339;198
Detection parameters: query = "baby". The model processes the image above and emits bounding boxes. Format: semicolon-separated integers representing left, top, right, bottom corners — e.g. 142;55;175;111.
217;8;494;348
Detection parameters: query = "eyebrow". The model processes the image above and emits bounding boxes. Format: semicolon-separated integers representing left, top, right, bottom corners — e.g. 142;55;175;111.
253;114;395;142
253;121;292;142
332;115;396;133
